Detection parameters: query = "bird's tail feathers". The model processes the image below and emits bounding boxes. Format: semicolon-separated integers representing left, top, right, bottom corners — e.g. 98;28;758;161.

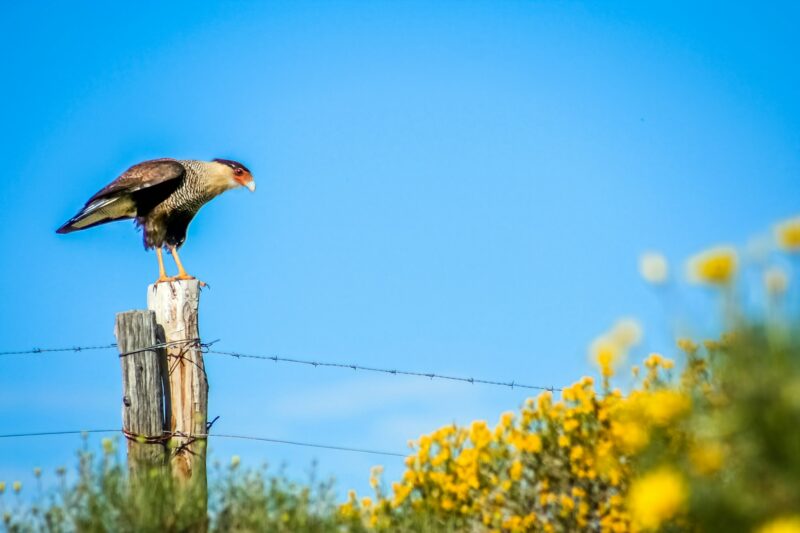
56;196;136;234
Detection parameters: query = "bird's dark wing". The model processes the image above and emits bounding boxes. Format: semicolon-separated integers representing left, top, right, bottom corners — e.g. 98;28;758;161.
56;159;185;234
85;158;185;203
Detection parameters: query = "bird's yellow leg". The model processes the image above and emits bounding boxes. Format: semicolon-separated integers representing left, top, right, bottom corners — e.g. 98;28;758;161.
154;247;171;284
168;245;206;286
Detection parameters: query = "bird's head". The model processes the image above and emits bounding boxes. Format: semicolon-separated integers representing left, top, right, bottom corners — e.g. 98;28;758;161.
210;158;256;192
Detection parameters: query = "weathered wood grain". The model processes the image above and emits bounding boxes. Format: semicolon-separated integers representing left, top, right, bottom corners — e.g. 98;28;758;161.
147;280;207;497
114;310;166;470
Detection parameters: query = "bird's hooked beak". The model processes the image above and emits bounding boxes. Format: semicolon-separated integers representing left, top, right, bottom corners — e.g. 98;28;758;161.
236;171;255;192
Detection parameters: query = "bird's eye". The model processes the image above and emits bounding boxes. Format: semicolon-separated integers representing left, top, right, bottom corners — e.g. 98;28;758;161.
234;168;244;176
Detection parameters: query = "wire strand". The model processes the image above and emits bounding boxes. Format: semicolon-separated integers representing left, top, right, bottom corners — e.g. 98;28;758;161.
0;344;117;356
0;429;117;438
0;429;405;458
206;433;405;458
119;338;201;358
0;340;560;392
207;349;560;392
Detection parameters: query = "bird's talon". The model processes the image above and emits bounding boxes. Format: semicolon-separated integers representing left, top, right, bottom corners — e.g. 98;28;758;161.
167;274;207;287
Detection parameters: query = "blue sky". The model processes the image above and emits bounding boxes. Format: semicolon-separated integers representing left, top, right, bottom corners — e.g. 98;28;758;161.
1;1;798;497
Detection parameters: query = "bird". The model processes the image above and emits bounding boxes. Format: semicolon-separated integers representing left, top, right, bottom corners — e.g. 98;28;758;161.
57;158;255;283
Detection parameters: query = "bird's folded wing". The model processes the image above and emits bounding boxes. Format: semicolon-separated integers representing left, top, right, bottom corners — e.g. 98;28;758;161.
56;159;186;234
86;158;185;203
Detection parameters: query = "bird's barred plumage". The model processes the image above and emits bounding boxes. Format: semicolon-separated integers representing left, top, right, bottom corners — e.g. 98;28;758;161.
57;158;255;250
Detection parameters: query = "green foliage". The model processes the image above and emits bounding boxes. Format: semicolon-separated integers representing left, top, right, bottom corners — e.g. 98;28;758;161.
659;325;800;532
0;444;347;533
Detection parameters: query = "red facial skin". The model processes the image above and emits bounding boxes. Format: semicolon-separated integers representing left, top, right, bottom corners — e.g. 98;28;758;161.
232;168;253;187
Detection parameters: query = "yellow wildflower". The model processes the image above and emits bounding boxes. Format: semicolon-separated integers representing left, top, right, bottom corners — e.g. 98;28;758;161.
639;252;669;284
689;441;724;475
569;445;584;461
676;338;698;354
559;494;575;512
644;353;665;368
612;420;649;453
391;482;412;508
503;515;522;531
12;481;21;493
338;502;356;518
537;391;553;415
609;318;643;348
101;438;114;455
563;418;579;432
522;513;538;528
687;246;738;285
431;446;450;467
757;515;800;533
509;460;523;481
591;337;622;378
628;467;687;531
369;465;383;488
518;433;542;453
643;390;690;426
0;482;4;494
775;216;800;251
469;420;492;448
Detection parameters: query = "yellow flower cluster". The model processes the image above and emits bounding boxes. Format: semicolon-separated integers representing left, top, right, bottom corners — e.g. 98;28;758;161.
687;246;738;285
346;369;695;532
340;338;703;532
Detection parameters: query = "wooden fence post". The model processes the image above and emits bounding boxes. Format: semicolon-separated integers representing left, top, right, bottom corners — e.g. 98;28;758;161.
114;310;166;472
147;280;208;498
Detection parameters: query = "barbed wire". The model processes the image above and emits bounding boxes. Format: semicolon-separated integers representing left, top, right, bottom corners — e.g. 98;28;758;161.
0;340;203;358
205;433;405;457
0;344;117;356
0;429;117;438
0;429;405;458
120;339;202;358
207;348;561;392
0;340;560;392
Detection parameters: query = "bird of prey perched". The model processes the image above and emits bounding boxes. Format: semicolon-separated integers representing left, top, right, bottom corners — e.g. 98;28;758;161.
57;158;255;283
